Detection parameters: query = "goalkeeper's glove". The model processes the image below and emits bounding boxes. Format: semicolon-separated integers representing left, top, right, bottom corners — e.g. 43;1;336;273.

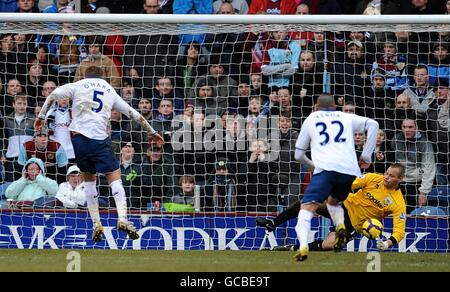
376;239;389;251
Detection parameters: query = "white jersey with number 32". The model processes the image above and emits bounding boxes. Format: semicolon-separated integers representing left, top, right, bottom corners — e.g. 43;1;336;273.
295;110;371;177
49;78;135;140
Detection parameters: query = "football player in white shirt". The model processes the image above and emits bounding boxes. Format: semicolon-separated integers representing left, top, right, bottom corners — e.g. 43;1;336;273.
35;66;164;242
293;94;379;261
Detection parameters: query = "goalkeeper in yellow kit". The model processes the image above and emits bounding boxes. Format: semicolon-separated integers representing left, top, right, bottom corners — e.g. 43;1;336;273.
257;163;407;251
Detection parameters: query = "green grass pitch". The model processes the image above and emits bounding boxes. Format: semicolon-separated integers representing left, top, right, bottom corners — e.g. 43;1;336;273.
1;250;450;272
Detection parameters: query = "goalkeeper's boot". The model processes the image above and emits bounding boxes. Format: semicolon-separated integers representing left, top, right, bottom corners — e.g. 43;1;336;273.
92;222;104;242
117;220;140;240
333;224;348;252
255;217;275;232
293;247;308;262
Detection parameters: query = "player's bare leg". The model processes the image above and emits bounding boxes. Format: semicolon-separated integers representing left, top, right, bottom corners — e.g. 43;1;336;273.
83;172;103;242
106;170;139;240
294;203;317;262
326;197;347;251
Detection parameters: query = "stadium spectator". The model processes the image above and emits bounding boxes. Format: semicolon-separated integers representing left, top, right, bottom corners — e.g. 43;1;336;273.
333;40;370;100
403;64;437;123
172;175;195;206
269;112;301;205
237;139;273;212
430;78;450;185
372;36;409;91
110;109;132;154
213;0;248;14
293;50;324;117
100;142;143;209
2;78;23;116
124;0;178;89
1;33;20;84
13;34;37;77
25;60;47;109
277;87;302;130
173;0;213;53
341;100;356;114
205;1;245;78
152;99;175;133
169;41;207;98
363;68;396;125
192;79;228;118
384;92;417;139
5;157;58;208
152;76;184;116
18;126;69;183
40;80;57;99
73;36;120;89
190;54;239;107
391;119;436;213
120;79;140;108
204;157;238;211
39;3;86;85
426;43;450;88
55;165;87;209
16;0;39;12
256;30;301;88
372;129;395;174
1;95;34;182
248;0;297;14
245;95;264;142
142;144;175;206
94;0;142;13
46;95;75;161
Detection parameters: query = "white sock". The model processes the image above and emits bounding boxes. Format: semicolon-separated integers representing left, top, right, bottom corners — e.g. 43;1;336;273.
327;203;345;227
110;179;128;222
84;181;101;225
295;209;313;250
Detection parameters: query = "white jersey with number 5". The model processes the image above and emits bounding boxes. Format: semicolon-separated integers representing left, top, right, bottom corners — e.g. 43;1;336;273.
49;78;138;140
295;110;375;177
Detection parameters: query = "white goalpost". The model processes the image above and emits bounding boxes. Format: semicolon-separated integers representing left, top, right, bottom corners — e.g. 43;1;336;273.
0;13;448;252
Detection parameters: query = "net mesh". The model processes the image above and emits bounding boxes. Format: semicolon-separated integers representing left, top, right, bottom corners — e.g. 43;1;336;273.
0;16;448;251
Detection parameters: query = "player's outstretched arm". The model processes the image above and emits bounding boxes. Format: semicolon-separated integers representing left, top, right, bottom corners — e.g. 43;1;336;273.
35;94;58;131
114;98;165;147
360;118;379;166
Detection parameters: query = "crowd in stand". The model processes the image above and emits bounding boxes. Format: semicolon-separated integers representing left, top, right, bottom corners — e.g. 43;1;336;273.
0;0;450;214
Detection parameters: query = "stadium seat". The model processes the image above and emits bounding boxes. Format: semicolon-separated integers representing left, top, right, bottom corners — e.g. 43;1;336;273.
410;206;447;216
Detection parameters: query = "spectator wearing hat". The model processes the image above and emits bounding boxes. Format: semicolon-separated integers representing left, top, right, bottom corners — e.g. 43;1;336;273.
18;126;68;184
5;157;58;209
55;165;87;209
372;36;409;91
1;95;35;182
204;157;238;212
333;40;370;100
189;54;239;108
192;79;229;118
73;35;121;89
363;67;396;127
426;43;450;87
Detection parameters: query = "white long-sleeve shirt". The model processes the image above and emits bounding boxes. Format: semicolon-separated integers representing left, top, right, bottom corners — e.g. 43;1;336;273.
39;77;155;140
55;182;86;208
295;110;379;177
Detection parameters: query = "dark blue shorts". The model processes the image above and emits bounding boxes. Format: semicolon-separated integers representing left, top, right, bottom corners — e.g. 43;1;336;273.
71;135;119;174
302;171;356;205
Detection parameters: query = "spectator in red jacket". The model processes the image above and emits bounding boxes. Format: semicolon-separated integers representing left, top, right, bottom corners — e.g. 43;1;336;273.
248;0;297;15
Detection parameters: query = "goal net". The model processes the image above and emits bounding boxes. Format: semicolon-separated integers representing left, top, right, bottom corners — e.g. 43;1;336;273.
0;14;448;252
